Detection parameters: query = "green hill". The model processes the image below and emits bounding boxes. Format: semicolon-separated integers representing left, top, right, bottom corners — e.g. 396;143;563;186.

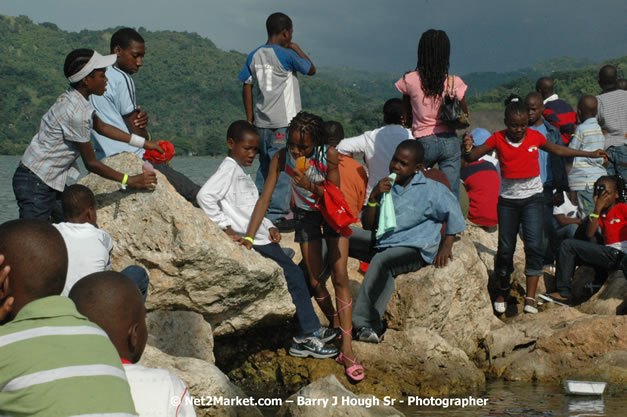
0;15;383;155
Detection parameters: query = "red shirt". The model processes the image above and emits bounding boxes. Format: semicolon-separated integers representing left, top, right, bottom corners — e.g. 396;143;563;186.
460;160;500;226
599;203;627;248
485;129;547;179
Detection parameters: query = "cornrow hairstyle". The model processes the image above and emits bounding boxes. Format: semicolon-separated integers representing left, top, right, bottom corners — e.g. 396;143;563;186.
416;29;450;99
594;175;626;203
289;111;327;174
110;28;145;53
63;49;95;87
504;101;528;122
504;93;522;107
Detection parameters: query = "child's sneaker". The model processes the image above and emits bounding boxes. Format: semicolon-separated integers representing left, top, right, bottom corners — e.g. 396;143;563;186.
289;336;339;359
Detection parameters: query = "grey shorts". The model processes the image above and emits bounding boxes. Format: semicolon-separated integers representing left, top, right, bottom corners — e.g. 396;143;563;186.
293;207;340;243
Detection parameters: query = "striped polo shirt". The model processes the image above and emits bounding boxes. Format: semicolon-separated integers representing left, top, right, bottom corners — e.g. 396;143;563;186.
597;89;627;149
0;296;137;416
567;118;607;191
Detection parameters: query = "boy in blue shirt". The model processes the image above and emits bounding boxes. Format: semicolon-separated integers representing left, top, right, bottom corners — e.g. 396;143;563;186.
238;13;316;227
350;140;466;343
197;121;338;359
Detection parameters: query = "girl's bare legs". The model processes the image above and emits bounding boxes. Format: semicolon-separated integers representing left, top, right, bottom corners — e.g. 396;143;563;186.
300;240;339;327
327;236;363;378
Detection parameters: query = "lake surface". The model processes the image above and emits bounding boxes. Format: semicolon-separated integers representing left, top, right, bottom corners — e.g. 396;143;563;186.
1;155;625;416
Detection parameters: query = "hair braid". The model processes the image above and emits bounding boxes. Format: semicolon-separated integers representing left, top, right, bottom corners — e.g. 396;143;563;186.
289;111;327;174
416;29;450;99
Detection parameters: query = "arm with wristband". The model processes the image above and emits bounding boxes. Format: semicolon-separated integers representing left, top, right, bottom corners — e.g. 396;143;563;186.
92;114;164;155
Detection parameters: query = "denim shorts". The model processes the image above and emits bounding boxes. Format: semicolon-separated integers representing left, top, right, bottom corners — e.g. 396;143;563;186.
293;207;340;243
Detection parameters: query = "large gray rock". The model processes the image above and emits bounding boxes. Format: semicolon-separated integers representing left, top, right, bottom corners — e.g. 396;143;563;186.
385;235;502;358
578;270;627;315
480;308;627;383
277;375;404;417
79;153;295;336
140;345;262;417
147;310;215;363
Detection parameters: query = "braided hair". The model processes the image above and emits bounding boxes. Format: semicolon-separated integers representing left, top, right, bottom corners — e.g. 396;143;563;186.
63;49;95;88
594;175;626;203
288;111;327;173
416;29;450;99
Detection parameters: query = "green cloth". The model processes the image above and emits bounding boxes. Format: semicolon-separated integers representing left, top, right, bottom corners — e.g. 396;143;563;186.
0;296;137;417
376;173;397;239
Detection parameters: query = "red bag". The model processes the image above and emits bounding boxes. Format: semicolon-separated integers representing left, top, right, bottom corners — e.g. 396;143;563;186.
143;141;175;164
319;180;358;238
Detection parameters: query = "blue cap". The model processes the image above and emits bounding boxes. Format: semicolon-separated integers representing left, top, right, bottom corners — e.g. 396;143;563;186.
471;128;491;147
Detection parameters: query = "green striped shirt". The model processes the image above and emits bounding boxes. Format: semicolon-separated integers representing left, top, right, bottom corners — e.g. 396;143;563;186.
0;296;137;417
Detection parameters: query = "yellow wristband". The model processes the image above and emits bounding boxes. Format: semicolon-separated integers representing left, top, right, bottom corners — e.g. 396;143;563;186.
589;213;600;219
244;236;254;245
121;174;129;190
367;200;378;207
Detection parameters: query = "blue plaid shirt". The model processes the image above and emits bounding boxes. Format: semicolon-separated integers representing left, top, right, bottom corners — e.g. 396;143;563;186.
22;88;94;191
376;171;466;263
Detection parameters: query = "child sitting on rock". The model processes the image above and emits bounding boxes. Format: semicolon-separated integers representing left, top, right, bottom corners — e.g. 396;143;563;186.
350;140;466;343
54;184;150;300
540;176;627;305
69;271;196;417
196;120;339;360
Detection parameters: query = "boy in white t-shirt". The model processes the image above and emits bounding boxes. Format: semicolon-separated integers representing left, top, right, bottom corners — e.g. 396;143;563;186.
70;272;196;417
54;184;149;299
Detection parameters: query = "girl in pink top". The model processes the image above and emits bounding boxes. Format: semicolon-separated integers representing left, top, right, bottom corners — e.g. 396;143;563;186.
395;29;469;199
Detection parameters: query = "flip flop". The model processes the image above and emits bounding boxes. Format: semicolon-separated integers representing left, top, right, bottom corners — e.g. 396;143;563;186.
336;352;365;383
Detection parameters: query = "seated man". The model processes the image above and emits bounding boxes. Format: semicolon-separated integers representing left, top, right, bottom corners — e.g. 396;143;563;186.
69;272;196;417
0;219;137;416
350;140;466;342
54;184;150;300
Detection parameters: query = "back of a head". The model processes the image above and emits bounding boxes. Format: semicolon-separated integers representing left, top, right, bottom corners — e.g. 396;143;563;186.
618;79;627;91
324;121;344;147
266;12;292;36
227;120;258;142
535;77;554;98
599;65;618;89
383;98;403;125
416;29;450;98
62;184;96;220
110;28;145;53
578;95;598;118
69;271;146;361
0;219;67;309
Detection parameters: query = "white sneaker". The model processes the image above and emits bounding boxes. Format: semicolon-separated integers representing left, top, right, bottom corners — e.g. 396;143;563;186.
493;300;507;314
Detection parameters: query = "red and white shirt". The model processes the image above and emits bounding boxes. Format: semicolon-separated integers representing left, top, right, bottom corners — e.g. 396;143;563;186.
485;129;547;179
599;203;627;254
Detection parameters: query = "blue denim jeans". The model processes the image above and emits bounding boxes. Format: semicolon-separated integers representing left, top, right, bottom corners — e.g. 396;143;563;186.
255;127;291;222
495;193;545;277
349;227;425;334
253;242;320;335
12;163;64;222
120;265;150;302
418;133;461;199
606;145;627;179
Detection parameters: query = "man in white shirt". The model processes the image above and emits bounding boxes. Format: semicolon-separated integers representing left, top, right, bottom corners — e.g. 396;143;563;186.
70;272;196;417
336;98;412;203
54;184;149;299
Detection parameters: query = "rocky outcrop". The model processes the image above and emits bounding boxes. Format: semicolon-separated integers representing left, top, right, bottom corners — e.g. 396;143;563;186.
228;328;484;399
277;375;404;417
479;308;627;383
385;235;502;358
80;153;295;336
577;270;627;315
140;345;262;417
147;310;215;363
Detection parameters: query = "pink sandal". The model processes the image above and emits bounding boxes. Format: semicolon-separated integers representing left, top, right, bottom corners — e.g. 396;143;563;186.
336;352;365;382
335;296;354;340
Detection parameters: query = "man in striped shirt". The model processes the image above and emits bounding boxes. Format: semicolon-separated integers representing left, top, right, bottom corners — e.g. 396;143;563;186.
596;65;627;179
0;219;137;417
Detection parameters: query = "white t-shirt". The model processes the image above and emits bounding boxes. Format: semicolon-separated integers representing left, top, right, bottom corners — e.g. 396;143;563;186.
54;222;112;296
196;157;274;245
553;191;578;218
123;364;196;417
336;124;412;198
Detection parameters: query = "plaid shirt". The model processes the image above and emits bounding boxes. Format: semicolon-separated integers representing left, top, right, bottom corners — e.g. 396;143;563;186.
22;88;94;191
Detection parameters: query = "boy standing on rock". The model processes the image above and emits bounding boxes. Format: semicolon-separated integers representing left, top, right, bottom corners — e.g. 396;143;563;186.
238;12;316;228
197;121;339;359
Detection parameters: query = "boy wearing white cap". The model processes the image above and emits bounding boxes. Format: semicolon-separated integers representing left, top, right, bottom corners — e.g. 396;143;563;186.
12;49;164;222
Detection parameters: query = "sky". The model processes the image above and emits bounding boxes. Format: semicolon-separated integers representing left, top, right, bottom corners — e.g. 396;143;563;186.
1;0;626;75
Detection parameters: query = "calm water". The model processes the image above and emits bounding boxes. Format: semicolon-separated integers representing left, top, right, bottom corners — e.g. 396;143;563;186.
1;155;625;416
